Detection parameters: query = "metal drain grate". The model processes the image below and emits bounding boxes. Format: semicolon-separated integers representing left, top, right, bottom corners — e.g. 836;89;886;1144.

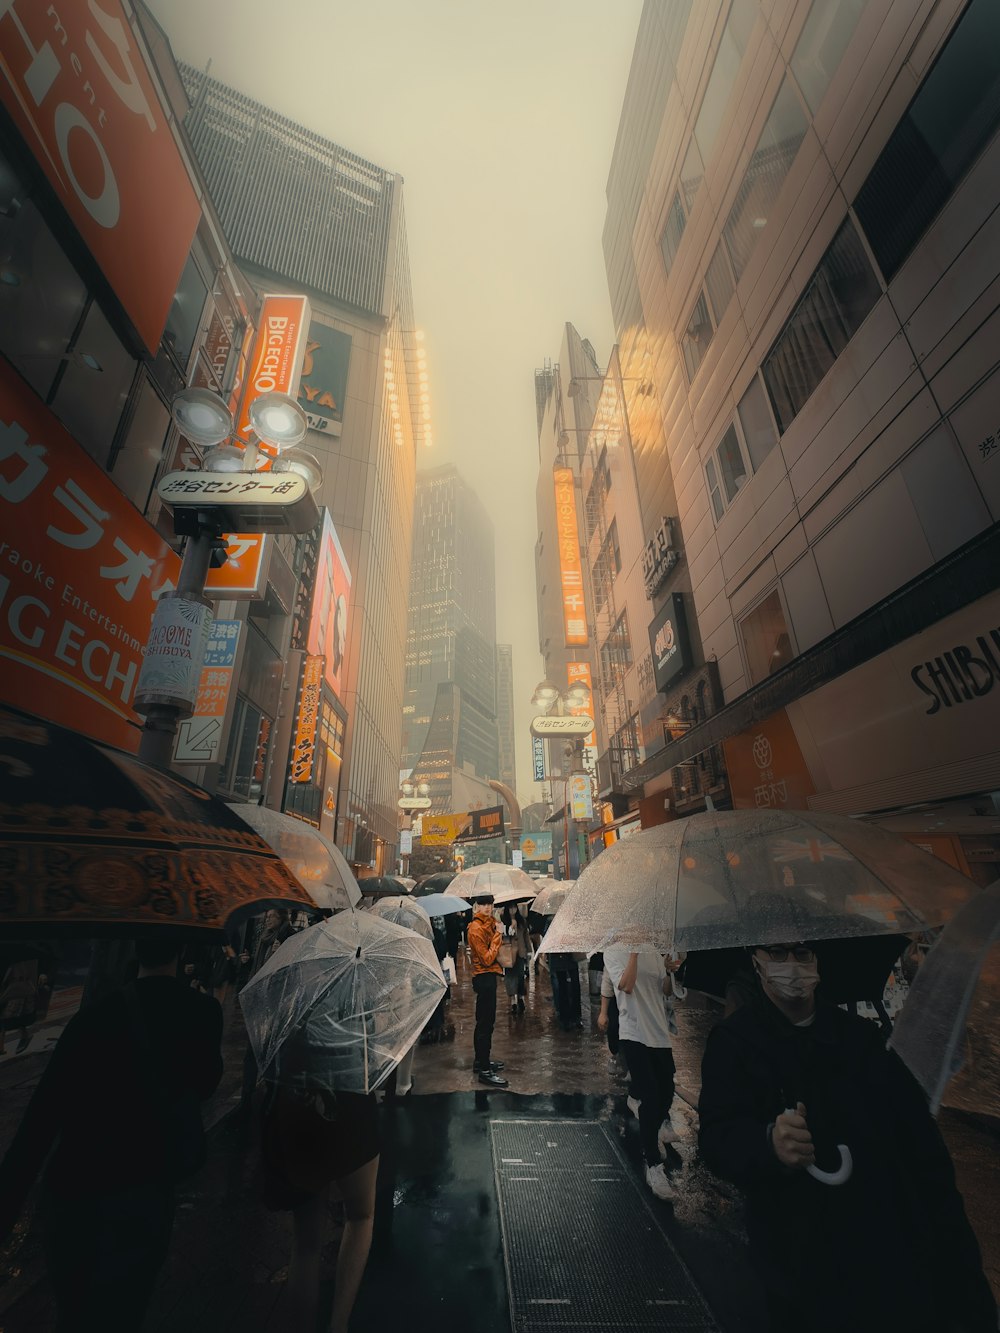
490;1120;720;1333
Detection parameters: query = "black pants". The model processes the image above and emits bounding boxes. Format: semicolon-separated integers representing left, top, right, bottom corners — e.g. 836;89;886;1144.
45;1185;174;1331
472;972;498;1068
550;958;581;1027
619;1041;675;1167
606;993;620;1055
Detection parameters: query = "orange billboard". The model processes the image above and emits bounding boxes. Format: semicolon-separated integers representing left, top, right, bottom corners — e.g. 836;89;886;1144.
205;534;269;598
723;708;816;811
289;654;324;784
554;467;587;646
0;0;200;353
307;512;351;702
235;294;311;455
0;360;178;750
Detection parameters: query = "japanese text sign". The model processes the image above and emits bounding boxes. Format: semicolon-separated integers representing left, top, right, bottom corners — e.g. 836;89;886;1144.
420;813;470;846
553;468;587;646
722;708;816;812
289;653;323;784
205;534;269;599
532;734;545;783
0;0;201;352
569;773;594;822
0;360;178;750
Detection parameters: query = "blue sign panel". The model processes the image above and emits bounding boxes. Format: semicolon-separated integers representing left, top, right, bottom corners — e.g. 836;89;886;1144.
202;619;241;668
532;735;546;782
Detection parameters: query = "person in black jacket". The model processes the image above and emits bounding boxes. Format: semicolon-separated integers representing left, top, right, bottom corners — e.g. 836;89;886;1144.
0;938;223;1332
698;941;996;1333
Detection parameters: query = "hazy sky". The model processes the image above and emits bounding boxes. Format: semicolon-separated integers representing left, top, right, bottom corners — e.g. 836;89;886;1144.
148;0;642;799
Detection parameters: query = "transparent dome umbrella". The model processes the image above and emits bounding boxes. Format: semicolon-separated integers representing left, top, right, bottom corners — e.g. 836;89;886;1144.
449;862;539;904
239;911;446;1095
361;894;434;941
890;880;1000;1116
531;882;576;917
227;804;360;912
538;810;978;958
415;893;471;917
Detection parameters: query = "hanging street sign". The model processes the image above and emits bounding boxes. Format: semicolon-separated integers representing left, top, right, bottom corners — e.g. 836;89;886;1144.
530;714;595;738
156;470;319;534
398;796;432;811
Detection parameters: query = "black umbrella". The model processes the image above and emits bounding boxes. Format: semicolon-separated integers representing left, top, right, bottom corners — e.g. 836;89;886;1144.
358;875;412;899
0;703;313;938
415;872;456;896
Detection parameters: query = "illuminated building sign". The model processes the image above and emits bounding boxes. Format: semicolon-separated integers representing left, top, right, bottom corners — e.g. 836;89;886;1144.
554;467;587;647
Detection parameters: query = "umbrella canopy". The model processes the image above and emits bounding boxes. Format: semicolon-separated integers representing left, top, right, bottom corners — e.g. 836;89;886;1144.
531;882;575;917
414;872;456;896
239;912;446;1094
890;881;1000;1116
0;704;311;938
449;862;539;904
539;810;978;957
397;877;417;891
358;875;412;899
227;804;361;912
417;893;471;917
361;894;433;941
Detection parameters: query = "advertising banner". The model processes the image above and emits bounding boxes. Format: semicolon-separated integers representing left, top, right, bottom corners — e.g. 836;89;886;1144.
567;661;597;779
205;534;270;599
553;467;587;647
298;323;352;435
235;294;311;455
420;812;470;846
0;359;178;750
289;654;324;784
0;0;201;352
400;830;413;855
459;805;505;841
134;594;213;714
649;593;692;693
723;708;816;811
173;619;241;765
307;511;352;702
569;773;594;822
520;831;552;862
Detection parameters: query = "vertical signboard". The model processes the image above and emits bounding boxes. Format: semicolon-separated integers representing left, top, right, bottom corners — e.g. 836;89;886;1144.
308;511;352;702
235;294;311;452
567;660;598;778
0;360;178;751
298;324;352;435
0;0;201;353
532;735;546;782
553;467;587;647
290;654;324;783
173;620;242;764
569;772;595;822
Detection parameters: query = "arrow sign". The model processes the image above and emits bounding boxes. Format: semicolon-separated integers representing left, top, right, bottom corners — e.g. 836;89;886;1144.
175;716;223;763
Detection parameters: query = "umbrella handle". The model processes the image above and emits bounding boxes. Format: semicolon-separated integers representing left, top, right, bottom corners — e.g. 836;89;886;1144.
784;1109;853;1185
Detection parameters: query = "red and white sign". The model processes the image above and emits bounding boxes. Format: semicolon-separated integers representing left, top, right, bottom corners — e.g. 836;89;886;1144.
0;359;178;750
235;294;311;455
0;0;201;352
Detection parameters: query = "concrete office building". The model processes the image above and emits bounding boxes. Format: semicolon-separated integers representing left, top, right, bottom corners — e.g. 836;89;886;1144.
402;465;501;814
496;643;518;797
604;0;1000;876
180;66;420;869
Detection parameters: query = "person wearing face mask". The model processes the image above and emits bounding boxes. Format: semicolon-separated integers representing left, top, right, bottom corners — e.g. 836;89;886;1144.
697;942;995;1333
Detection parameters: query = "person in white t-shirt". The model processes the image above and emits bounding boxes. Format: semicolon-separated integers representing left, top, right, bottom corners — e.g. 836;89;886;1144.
602;947;683;1201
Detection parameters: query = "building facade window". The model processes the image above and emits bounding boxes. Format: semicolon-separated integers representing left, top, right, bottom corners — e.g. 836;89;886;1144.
600;611;633;692
724;78;808;280
761;218;881;433
706;423;749;519
705;239;736;324
737;375;777;471
680;138;704;214
853;0;1000;282
739;589;795;685
659;190;687;275
791;0;869;115
681;291;714;382
693;0;759;168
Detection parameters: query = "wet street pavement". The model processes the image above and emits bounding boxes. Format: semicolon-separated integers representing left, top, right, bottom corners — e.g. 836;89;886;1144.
1;952;997;1331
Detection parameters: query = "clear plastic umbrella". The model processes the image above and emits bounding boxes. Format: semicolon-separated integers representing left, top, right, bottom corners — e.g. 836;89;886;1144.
361;894;434;941
538;810;978;956
227;804;360;912
239;912;446;1094
450;862;539;903
531;882;576;917
890;880;1000;1115
417;893;471;917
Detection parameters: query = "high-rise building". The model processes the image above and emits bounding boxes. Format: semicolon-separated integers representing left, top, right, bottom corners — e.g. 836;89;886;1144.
495;644;517;795
604;0;1000;875
403;465;500;813
179;66;421;870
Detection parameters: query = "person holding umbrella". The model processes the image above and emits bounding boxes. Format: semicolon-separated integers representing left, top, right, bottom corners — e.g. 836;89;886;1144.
467;894;508;1086
698;941;996;1333
499;904;530;1015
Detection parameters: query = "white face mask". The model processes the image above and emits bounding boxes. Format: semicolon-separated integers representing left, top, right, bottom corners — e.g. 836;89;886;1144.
754;956;820;1001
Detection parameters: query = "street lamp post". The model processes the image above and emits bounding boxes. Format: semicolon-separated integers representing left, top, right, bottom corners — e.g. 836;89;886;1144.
529;679;593;879
136;386;322;769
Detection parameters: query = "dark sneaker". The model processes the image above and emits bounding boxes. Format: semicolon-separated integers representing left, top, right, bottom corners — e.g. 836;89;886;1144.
478;1070;509;1088
472;1061;505;1073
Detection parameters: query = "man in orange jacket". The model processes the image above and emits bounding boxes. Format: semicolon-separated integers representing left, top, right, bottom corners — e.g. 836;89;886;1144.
466;896;509;1087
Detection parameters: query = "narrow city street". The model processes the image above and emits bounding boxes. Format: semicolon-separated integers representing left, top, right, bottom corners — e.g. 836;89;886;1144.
3;952;997;1332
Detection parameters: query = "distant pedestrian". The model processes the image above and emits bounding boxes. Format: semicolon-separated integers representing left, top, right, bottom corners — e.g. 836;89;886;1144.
499;904;529;1015
548;950;582;1030
467;896;508;1086
603;948;682;1200
251;908;294;975
0;939;223;1332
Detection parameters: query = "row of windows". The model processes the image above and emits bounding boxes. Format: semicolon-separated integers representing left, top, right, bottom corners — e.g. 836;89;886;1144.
697;0;1000;524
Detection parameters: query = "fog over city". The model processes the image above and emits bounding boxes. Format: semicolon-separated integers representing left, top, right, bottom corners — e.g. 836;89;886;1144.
148;0;643;795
